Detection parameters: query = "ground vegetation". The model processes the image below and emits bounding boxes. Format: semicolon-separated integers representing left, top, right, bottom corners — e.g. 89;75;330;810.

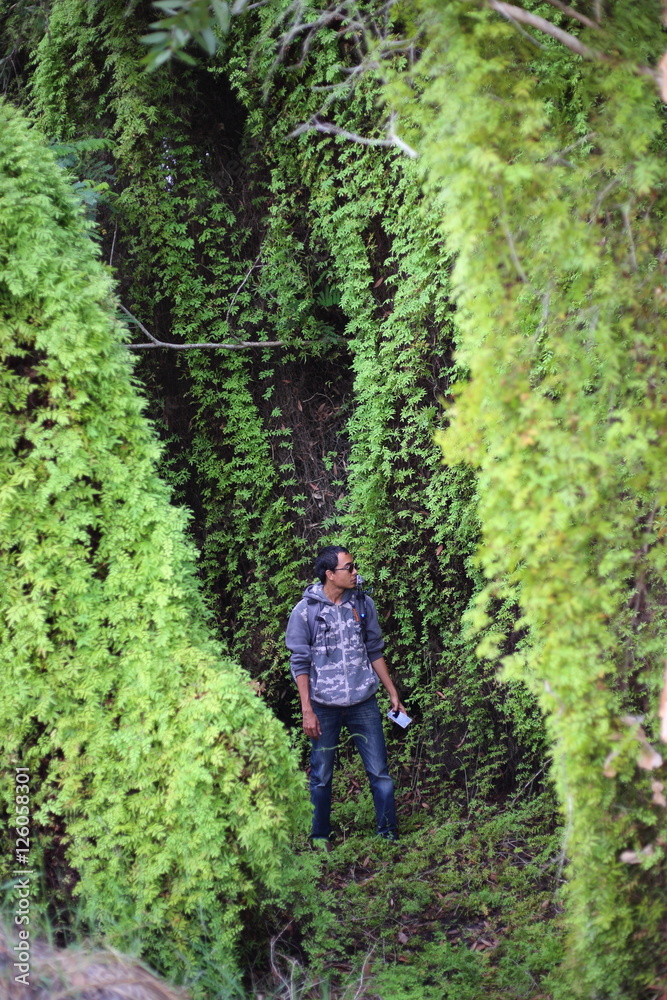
0;97;310;982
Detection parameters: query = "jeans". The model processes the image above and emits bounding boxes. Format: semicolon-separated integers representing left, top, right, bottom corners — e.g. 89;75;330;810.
309;694;397;839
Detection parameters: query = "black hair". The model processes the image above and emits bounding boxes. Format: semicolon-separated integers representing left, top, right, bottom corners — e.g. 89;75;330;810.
315;545;350;584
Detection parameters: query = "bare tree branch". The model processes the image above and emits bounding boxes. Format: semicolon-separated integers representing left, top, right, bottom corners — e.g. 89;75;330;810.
120;304;161;345
503;17;548;51
487;0;601;60
542;0;599;30
622;206;638;272
488;0;660;89
119;305;286;350
386;111;419;159
497;187;528;283
109;222;118;268
225;253;262;325
127;339;287;350
593;173;624;214
545;131;596;167
288;115;418;157
274;6;347;72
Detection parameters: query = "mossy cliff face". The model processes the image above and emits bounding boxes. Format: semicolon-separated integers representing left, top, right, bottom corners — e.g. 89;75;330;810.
0;98;309;980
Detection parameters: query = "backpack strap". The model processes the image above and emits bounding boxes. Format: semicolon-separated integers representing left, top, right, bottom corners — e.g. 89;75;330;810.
353;590;368;642
306;598;321;645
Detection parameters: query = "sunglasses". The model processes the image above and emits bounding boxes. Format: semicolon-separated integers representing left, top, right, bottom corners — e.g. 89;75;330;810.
332;562;357;573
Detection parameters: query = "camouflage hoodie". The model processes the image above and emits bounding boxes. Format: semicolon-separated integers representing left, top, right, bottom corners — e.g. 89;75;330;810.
286;582;385;707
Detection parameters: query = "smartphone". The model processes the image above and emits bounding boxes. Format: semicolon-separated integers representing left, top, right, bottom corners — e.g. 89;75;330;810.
387;709;412;729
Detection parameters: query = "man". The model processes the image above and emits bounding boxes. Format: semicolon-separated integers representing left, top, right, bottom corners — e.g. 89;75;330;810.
286;545;407;844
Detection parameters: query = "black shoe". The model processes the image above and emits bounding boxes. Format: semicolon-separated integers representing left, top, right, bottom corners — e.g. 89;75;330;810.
311;838;333;852
378;831;399;842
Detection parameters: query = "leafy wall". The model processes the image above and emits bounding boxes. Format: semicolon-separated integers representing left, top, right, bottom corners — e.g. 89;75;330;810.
40;0;667;993
0;97;310;982
383;2;667;995
14;0;667;994
0;0;548;809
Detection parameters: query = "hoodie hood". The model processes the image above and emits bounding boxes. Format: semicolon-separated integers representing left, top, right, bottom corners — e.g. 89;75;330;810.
301;582;356;605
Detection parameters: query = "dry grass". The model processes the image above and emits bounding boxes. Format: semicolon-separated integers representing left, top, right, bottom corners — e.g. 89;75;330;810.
0;927;189;1000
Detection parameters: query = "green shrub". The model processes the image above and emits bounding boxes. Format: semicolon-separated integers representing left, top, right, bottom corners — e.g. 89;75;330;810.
0;99;310;982
371;939;484;1000
384;2;667;994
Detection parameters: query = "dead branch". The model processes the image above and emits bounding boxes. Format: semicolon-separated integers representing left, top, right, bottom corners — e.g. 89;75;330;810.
542;0;599;30
488;2;661;94
225;252;262;325
127;339;286;350
487;0;601;59
621;206;638;271
288;115;417;157
544;131;596;168
109;221;118;267
119;305;286;350
497;187;528;283
274;4;348;71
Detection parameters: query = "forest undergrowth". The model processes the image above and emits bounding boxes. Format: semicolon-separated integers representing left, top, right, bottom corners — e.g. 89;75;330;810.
240;751;564;1000
16;766;563;1000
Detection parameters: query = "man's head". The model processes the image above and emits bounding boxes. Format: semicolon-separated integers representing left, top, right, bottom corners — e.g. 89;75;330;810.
315;545;357;586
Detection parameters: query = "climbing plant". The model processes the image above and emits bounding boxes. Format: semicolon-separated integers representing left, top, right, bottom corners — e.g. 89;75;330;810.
0;0;541;809
226;0;548;786
378;2;667;996
110;0;667;992
0;98;310;983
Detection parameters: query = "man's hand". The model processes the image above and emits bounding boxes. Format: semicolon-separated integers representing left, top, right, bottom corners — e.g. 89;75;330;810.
389;691;407;715
296;675;321;738
302;707;322;739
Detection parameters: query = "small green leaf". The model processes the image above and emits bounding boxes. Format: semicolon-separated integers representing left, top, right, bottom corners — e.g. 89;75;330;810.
199;26;218;55
213;0;231;32
139;31;170;45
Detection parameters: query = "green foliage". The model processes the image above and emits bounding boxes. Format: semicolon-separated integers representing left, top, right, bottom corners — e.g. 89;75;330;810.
50;137;116;220
140;0;233;70
0;0;549;796
0;99;310;982
371;940;484;1000
379;1;667;995
1;0;559;985
224;0;547;797
301;794;563;998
